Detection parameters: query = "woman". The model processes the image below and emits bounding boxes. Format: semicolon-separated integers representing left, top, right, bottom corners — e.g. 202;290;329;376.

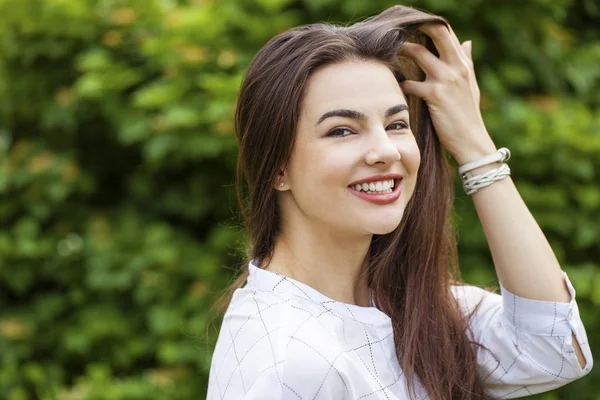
207;5;592;399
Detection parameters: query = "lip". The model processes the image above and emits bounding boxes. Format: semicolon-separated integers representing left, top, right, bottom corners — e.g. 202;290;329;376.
347;176;403;205
348;173;403;186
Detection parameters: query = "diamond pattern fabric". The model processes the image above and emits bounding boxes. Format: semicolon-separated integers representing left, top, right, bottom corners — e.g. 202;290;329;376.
207;260;593;399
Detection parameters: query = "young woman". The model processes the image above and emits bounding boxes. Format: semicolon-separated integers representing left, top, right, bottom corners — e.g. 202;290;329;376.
207;5;593;400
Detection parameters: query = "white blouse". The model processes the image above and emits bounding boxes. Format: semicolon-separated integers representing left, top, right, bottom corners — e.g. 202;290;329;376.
207;260;593;399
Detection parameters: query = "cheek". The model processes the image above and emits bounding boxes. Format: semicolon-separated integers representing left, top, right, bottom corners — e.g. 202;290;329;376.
286;144;356;218
294;143;354;187
407;142;422;197
401;135;421;172
321;152;355;184
411;143;422;172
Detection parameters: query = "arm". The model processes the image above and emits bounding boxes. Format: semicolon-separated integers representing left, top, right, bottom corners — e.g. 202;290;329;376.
398;21;592;381
460;158;587;368
452;279;592;398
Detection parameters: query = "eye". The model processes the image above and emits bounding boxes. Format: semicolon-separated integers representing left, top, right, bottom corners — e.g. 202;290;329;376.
327;127;355;138
387;121;409;131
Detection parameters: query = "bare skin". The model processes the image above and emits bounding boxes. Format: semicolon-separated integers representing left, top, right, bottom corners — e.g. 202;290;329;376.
269;60;420;307
269;22;586;368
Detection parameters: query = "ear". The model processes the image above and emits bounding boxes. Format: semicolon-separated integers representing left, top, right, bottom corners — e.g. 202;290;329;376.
274;170;289;191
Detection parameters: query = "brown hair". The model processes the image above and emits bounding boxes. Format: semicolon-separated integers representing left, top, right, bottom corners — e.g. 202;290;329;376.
226;5;488;400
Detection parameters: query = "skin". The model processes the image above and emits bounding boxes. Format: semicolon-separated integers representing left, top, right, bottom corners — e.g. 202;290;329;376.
400;23;584;368
268;59;420;307
269;23;586;367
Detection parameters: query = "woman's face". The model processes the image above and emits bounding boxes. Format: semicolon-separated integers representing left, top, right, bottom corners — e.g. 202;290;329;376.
279;59;421;236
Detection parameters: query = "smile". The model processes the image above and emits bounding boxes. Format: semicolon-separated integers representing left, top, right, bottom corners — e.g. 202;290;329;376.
351;179;395;194
348;178;402;205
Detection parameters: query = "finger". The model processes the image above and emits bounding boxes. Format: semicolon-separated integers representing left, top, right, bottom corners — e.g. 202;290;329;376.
418;23;462;63
399;42;444;78
399;80;431;100
447;24;472;65
461;40;473;63
446;24;463;51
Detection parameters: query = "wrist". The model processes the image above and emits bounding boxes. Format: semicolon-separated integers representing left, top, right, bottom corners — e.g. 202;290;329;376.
452;141;497;165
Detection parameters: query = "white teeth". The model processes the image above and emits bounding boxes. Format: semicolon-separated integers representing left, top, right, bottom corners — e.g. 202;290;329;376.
351;179;397;193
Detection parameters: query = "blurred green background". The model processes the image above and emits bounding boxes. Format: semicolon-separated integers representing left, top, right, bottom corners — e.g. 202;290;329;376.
0;0;598;399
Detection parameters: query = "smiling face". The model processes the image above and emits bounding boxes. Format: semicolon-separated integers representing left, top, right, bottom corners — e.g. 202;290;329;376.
277;59;421;236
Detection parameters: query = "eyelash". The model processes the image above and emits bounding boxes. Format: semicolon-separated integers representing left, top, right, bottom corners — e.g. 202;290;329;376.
327;122;409;138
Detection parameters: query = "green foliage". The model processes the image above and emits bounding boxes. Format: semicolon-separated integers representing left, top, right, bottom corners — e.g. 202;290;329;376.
0;0;598;398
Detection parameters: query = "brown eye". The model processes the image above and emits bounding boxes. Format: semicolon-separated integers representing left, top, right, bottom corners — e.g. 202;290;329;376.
387;122;409;131
327;128;355;137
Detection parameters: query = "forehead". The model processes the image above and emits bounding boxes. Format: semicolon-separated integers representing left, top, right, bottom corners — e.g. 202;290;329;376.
302;60;406;117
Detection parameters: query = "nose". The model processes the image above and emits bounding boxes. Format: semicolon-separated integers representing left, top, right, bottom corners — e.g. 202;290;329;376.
364;127;401;166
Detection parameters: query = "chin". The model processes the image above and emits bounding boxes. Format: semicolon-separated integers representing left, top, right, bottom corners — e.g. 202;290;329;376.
364;216;404;235
366;208;405;235
333;209;405;236
369;224;401;235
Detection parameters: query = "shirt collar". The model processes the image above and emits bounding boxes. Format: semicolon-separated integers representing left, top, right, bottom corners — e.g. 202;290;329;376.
245;259;391;325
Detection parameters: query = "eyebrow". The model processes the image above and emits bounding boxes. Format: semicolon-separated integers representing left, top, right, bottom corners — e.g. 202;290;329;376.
315;103;408;126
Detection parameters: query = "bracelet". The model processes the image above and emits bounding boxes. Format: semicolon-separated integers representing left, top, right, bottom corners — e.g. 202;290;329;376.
458;147;512;195
458;147;511;176
462;163;511;195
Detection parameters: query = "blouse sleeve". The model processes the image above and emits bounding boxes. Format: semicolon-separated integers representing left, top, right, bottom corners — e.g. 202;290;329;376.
451;271;594;399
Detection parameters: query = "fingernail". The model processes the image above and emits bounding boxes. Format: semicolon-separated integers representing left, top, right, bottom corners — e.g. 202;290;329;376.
466;40;472;54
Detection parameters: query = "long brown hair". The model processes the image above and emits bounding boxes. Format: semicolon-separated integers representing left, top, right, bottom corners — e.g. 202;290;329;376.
226;5;488;400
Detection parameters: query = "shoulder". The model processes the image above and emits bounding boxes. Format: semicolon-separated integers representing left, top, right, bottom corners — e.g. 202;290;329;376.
208;288;350;399
281;333;353;399
215;287;319;356
450;282;501;316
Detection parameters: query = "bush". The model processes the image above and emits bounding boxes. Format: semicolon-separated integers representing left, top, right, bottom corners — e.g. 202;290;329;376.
0;0;598;398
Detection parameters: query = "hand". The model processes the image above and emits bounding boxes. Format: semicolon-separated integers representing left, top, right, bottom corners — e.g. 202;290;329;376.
399;23;497;165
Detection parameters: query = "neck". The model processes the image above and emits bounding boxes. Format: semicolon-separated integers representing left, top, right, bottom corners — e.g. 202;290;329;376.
265;219;372;307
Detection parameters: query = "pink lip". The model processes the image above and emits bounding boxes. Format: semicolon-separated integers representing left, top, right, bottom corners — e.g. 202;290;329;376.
348;178;402;205
348;173;403;186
